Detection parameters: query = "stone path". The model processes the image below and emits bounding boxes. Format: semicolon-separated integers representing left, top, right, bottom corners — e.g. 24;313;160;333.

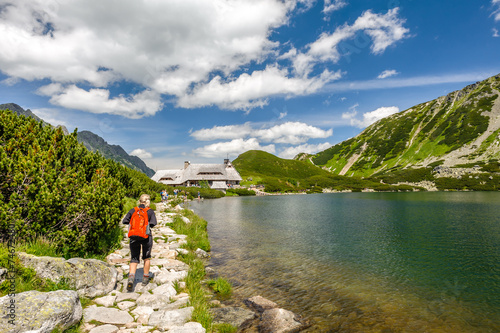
81;203;206;333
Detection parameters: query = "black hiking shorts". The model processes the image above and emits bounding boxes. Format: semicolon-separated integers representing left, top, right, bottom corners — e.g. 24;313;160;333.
129;235;153;263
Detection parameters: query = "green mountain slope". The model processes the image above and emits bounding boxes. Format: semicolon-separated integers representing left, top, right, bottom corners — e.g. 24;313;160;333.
310;74;500;177
233;150;419;192
77;131;155;177
234;150;331;180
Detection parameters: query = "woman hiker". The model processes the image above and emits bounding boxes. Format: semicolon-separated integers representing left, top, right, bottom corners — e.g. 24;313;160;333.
122;194;157;291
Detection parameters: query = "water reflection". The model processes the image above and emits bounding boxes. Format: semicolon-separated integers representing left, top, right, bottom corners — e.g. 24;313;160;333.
191;192;500;332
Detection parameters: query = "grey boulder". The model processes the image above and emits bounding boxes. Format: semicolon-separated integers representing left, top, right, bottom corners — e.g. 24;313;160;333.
0;290;82;333
18;252;117;297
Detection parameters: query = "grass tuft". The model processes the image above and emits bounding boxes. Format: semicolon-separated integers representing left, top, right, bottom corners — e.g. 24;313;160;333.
212;323;238;333
207;277;232;300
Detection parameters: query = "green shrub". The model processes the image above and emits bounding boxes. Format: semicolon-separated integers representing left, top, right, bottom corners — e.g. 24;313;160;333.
225;188;256;196
306;186;323;194
0;109;168;258
372;167;433;184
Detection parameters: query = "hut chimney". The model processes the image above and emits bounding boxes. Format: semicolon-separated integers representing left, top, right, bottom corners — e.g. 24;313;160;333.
184;161;190;169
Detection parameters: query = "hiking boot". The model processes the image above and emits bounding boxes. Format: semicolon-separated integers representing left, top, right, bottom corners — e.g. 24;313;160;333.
142;272;153;286
126;274;135;292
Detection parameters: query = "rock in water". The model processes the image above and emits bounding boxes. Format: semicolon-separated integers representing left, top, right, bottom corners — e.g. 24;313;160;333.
260;308;308;333
210;306;256;330
0;290;82;333
18;252;117;297
244;295;278;313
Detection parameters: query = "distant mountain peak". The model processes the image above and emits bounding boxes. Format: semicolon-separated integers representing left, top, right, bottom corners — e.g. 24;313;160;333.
76;131;155;177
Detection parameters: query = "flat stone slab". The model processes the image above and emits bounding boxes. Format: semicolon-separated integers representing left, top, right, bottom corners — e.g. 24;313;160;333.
116;292;141;302
169;322;206;333
136;293;172;310
150;258;189;271
152;282;177;297
83;305;134;325
94;295;116;307
155;270;187;284
158;227;177;234
131;306;155;318
117;301;136;310
89;324;119;333
148;307;194;330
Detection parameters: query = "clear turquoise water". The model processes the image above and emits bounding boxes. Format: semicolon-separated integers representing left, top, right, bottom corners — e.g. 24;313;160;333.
190;192;500;332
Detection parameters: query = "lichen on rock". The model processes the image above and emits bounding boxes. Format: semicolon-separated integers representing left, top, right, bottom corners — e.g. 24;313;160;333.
0;290;82;333
18;252;118;297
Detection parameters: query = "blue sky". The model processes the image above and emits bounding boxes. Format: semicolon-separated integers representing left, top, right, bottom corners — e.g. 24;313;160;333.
1;0;500;171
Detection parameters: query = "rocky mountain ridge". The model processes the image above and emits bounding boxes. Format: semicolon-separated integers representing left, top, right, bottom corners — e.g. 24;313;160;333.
77;130;155;177
306;74;500;178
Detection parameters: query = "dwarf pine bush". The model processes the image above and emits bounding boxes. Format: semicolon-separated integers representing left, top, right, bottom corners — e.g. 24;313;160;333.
0;109;165;257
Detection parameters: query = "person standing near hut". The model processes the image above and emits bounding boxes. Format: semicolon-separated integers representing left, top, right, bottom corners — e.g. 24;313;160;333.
122;194;157;291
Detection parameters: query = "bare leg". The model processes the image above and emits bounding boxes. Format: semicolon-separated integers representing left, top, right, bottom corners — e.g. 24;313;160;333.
143;259;150;276
129;262;138;276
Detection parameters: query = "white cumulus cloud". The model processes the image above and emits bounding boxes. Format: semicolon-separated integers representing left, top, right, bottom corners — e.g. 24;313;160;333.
190;123;253;141
0;1;410;115
191;121;333;145
344;106;400;128
130;149;153;159
38;85;163;119
192;138;275;158
177;66;342;110
323;0;348;14
254;122;333;144
378;69;399;79
278;142;332;159
293;8;409;76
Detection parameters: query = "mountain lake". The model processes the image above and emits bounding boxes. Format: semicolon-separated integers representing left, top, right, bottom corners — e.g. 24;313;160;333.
189;192;500;332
